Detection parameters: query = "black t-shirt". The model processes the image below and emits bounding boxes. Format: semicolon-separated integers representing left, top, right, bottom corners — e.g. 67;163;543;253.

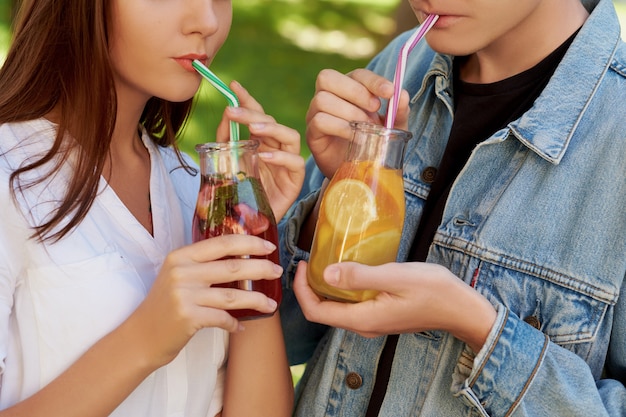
364;31;577;417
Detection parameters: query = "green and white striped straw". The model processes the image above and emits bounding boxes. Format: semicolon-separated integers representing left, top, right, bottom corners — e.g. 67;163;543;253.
192;59;240;141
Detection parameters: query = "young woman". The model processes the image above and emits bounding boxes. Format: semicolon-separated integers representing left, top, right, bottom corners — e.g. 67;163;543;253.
280;0;626;415
0;0;303;416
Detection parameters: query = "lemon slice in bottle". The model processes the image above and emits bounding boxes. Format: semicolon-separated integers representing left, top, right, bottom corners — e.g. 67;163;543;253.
324;179;377;235
340;228;402;264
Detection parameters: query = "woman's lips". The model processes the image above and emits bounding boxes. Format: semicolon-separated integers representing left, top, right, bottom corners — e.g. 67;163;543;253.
174;55;208;73
174;58;197;72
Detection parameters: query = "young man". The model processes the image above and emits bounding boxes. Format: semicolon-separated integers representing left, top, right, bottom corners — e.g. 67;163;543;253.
279;0;626;415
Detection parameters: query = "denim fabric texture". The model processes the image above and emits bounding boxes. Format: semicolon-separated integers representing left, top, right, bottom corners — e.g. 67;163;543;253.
279;0;626;415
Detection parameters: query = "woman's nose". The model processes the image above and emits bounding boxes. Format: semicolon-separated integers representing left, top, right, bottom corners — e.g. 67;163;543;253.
182;0;219;37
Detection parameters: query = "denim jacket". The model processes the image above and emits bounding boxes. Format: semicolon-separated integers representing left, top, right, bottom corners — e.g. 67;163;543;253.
279;0;626;415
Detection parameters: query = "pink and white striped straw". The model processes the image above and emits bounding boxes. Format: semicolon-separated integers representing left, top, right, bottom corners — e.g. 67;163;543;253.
385;14;439;129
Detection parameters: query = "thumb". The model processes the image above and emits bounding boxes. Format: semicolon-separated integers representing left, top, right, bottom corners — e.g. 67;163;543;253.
323;262;388;292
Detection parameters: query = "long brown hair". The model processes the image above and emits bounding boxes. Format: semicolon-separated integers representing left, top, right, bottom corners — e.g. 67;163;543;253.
0;0;194;242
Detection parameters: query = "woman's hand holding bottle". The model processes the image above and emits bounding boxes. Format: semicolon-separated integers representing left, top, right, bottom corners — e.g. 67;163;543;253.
218;81;305;221
129;234;282;368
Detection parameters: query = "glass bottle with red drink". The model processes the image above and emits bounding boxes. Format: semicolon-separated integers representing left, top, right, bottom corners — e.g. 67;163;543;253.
192;140;281;320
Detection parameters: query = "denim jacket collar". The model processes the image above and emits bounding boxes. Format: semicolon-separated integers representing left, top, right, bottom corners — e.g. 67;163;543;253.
408;0;622;165
511;0;623;164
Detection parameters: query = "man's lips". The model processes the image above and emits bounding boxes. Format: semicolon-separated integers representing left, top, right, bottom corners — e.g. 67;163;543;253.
416;9;459;28
423;13;461;29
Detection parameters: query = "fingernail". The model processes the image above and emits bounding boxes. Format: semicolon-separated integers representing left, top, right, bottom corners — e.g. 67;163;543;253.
258;152;274;159
325;266;340;285
232;80;244;90
267;298;278;310
273;264;284;276
237;323;245;332
264;240;277;251
228;106;242;114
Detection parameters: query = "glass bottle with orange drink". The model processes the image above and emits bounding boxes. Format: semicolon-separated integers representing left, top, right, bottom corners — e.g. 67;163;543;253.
307;121;411;302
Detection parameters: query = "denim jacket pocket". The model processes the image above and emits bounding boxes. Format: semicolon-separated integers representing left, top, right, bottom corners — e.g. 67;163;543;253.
471;259;617;363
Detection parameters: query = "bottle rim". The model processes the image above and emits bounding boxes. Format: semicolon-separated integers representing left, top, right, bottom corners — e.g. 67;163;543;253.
349;121;412;141
195;139;259;154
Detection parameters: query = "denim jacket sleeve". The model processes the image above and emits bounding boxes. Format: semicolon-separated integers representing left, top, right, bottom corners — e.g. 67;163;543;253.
451;299;626;416
279;157;330;365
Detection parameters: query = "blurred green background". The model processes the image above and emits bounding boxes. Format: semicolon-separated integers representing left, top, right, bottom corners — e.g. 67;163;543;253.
2;0;625;160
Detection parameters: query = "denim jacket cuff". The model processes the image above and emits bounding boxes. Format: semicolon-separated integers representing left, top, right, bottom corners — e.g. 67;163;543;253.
452;305;550;416
278;189;320;289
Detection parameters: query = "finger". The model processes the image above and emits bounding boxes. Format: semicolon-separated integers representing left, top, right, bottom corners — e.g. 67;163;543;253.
305;112;354;148
194;286;279;316
292;262;374;332
323;262;405;293
247;121;301;155
179;234;277;263
222;106;300;155
257;150;306;176
348;68;395;100
190;257;283;285
230;80;265;113
315;69;383;114
224;106;276;126
217;105;278;144
292;261;359;323
307;90;379;128
325;261;448;295
292;261;325;309
195;306;241;333
215;80;272;142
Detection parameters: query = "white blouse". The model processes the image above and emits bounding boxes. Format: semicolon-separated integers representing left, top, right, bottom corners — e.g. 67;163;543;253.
0;119;227;416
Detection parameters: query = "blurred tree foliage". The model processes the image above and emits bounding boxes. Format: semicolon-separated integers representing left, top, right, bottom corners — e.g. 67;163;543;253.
0;0;401;158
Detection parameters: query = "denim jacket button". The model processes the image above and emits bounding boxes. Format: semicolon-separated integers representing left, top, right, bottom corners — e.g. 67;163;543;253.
345;372;363;389
523;315;541;330
421;166;438;184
